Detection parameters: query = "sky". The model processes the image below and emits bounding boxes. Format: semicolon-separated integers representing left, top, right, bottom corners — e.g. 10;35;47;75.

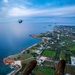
0;0;75;24
0;0;75;56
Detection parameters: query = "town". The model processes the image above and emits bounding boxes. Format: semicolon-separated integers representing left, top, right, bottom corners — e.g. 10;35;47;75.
4;25;75;75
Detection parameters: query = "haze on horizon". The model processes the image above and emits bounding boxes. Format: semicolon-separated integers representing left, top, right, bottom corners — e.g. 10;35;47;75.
0;0;75;41
0;0;75;24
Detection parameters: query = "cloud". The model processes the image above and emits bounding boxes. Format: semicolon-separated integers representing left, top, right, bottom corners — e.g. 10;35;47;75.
8;5;75;17
0;7;8;18
39;5;75;17
3;0;8;3
8;7;36;17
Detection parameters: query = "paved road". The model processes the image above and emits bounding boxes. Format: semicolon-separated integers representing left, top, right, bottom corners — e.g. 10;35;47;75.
45;60;75;66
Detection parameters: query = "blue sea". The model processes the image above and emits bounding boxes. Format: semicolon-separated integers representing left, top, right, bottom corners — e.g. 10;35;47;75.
0;20;54;75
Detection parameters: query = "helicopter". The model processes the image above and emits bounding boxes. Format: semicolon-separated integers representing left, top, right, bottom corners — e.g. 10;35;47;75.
18;20;23;23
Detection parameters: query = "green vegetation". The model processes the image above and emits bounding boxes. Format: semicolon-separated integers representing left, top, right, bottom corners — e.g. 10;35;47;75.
17;56;20;59
70;44;75;51
59;50;65;59
65;65;75;75
71;47;75;51
16;50;33;60
20;53;32;59
24;57;35;63
36;66;54;75
42;50;56;57
27;50;30;53
44;61;55;67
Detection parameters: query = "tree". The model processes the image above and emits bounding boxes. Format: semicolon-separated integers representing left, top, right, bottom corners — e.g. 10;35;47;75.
23;52;25;54
17;56;20;59
27;50;30;53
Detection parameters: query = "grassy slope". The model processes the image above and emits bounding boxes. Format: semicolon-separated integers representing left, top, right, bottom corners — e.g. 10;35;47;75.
36;66;54;75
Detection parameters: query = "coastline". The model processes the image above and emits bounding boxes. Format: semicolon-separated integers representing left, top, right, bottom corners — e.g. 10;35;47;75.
3;34;42;60
8;42;42;59
3;36;42;75
3;32;46;75
8;43;37;57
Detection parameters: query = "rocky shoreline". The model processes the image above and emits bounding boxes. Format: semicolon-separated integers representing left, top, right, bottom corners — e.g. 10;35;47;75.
3;34;42;64
3;34;42;75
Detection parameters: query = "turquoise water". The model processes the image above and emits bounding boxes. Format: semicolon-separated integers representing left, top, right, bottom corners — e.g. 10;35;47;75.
0;21;53;75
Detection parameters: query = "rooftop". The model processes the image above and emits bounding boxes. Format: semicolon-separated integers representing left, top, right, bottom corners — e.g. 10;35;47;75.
3;58;14;64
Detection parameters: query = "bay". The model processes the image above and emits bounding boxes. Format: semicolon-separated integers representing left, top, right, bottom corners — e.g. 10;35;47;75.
0;21;53;75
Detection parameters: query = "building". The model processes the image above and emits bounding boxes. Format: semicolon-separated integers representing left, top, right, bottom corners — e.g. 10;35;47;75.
71;57;75;65
34;50;42;55
3;58;14;65
37;56;50;61
11;60;21;68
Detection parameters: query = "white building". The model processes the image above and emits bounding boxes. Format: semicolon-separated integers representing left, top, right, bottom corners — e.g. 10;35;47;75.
34;50;42;54
57;34;60;40
11;60;21;68
71;57;75;65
